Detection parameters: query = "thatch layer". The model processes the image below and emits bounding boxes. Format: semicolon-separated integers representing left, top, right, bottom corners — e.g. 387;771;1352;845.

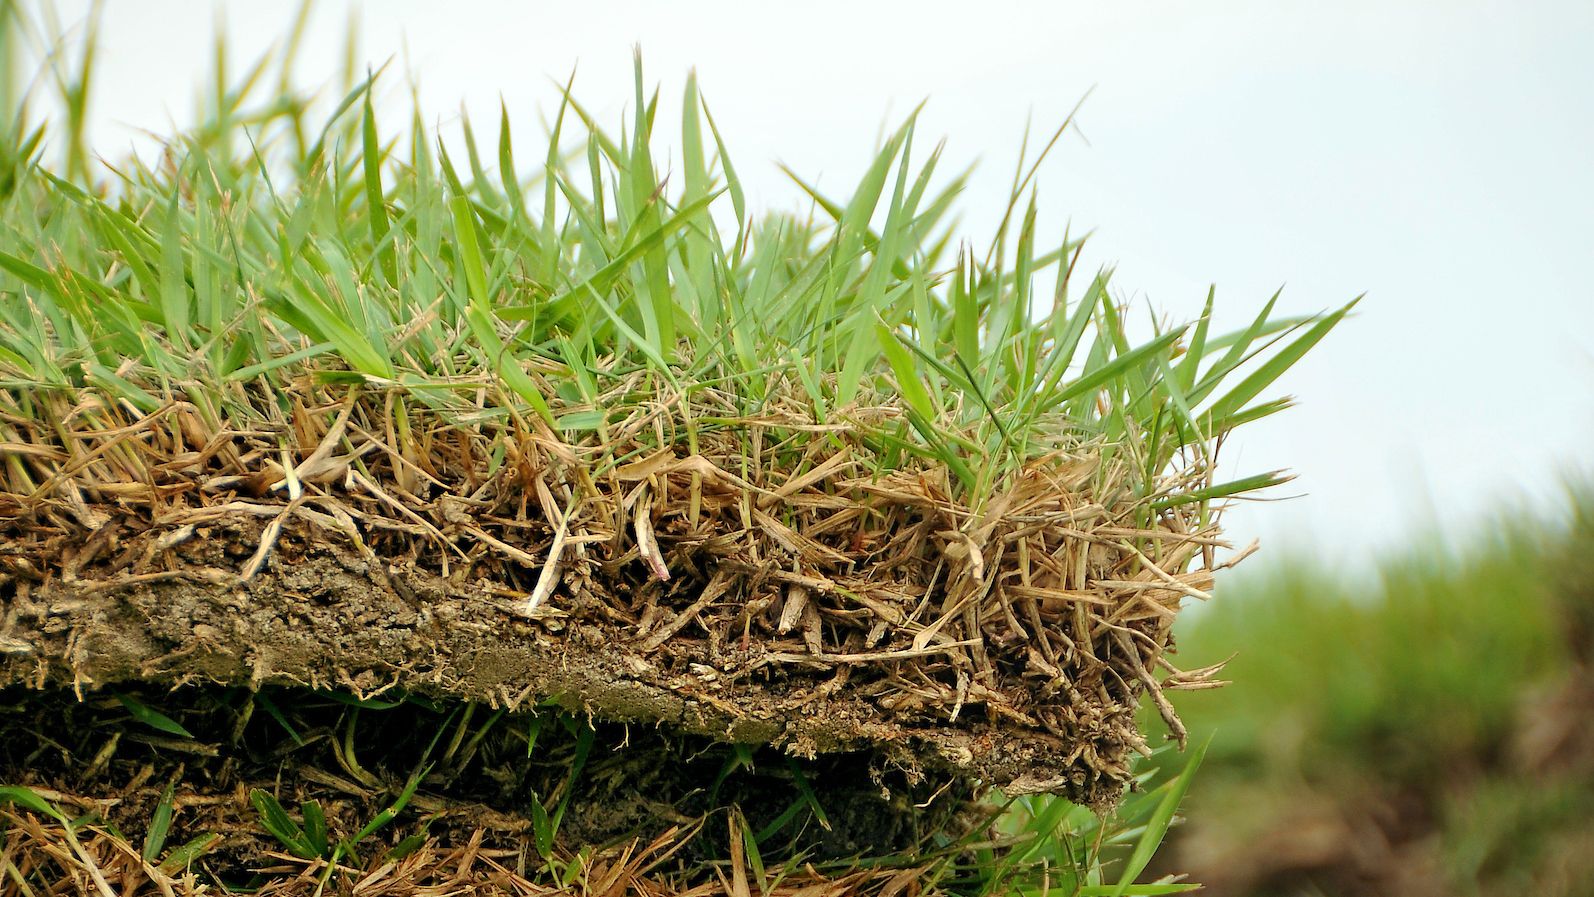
0;377;1235;803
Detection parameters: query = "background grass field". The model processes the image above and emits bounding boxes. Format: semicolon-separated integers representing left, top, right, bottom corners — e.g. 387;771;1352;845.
1157;484;1594;896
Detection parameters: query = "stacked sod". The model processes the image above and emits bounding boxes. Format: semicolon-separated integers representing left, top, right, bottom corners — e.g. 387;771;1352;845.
0;7;1349;893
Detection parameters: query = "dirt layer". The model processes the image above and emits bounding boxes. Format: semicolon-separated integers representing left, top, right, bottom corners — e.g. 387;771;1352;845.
0;519;1126;806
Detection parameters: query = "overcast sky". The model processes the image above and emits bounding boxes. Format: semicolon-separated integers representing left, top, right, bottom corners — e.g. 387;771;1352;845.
39;0;1594;572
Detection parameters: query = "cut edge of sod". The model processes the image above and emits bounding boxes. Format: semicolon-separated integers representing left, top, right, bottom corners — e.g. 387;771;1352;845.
0;0;1349;817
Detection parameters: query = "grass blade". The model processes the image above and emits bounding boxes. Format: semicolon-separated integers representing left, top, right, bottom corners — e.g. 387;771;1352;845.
116;694;194;739
1111;736;1209;896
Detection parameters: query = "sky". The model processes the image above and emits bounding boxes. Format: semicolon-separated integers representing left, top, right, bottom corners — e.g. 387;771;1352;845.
36;0;1594;572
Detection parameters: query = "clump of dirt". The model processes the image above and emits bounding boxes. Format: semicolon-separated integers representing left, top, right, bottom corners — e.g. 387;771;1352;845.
0;683;983;887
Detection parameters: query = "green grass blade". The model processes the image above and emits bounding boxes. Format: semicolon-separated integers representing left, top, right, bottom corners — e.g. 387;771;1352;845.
117;693;194;739
1203;297;1358;427
1111;736;1210;897
248;788;318;859
362;89;396;285
0;785;69;824
141;781;176;863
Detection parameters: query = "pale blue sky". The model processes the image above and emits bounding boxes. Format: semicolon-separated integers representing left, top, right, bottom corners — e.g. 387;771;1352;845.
41;0;1594;570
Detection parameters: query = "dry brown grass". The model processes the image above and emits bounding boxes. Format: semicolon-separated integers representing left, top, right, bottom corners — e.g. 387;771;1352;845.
0;806;945;897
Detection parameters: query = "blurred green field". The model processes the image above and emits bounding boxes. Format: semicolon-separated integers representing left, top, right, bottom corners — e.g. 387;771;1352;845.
1159;487;1594;896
